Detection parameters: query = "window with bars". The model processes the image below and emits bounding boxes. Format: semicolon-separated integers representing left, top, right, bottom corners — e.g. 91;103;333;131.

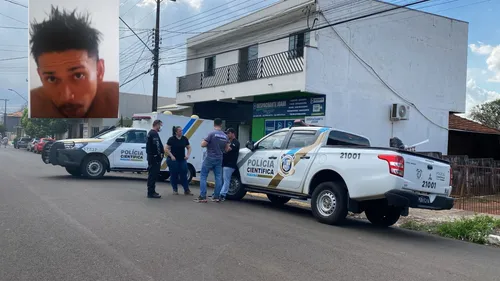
204;56;216;77
92;127;100;136
288;31;310;58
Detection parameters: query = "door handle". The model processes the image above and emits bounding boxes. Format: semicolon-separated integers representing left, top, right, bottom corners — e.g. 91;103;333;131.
268;156;277;159
141;147;146;149
300;156;310;159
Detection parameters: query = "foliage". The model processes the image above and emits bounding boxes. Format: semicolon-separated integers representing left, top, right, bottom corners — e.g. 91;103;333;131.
470;99;500;130
20;108;69;138
0;124;5;135
400;215;500;244
116;116;132;127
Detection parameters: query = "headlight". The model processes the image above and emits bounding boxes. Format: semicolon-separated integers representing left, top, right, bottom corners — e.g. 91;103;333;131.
64;142;85;149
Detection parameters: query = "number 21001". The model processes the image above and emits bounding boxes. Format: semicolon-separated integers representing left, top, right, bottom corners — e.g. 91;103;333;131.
340;152;361;159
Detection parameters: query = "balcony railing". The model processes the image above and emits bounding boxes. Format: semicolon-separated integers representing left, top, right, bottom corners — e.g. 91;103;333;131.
177;50;305;93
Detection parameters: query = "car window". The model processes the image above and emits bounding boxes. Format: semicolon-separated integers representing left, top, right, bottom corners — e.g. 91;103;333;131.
120;130;147;144
327;130;370;146
256;131;288;150
286;131;317;149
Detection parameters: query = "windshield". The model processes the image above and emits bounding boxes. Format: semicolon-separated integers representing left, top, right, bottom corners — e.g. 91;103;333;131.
96;129;129;140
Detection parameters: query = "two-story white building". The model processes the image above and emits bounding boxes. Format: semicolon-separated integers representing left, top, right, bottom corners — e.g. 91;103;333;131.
175;0;468;154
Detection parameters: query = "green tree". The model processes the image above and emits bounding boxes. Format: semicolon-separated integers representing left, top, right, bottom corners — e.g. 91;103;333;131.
0;124;5;136
21;108;69;138
470;99;500;130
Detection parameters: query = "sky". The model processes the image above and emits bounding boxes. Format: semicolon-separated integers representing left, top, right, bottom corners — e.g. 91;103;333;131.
0;0;499;116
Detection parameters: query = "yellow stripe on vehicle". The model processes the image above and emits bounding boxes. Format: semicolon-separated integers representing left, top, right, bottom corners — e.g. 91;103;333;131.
267;132;328;189
184;119;203;139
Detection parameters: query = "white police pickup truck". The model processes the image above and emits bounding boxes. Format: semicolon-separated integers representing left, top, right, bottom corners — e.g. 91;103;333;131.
226;125;454;227
41;114;213;182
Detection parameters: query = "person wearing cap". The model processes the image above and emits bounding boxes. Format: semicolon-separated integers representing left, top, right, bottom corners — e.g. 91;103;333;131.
145;119;164;198
220;128;240;201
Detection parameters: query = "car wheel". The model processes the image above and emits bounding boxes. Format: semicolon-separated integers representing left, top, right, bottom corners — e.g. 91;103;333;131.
81;155;106;179
226;175;246;201
365;205;401;227
157;171;170;182
66;167;82;177
266;194;291;205
311;181;348;225
187;165;195;184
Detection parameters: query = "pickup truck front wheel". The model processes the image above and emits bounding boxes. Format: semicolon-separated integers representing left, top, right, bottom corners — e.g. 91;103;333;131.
311;181;348;225
81;155;107;179
365;206;401;227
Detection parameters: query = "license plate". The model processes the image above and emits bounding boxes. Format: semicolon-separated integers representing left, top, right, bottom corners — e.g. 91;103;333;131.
418;195;430;204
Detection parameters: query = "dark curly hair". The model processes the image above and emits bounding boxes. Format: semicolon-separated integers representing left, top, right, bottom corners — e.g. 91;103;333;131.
29;6;102;64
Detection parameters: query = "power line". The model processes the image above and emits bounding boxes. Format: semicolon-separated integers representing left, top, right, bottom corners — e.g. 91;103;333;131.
119;17;154;54
0;56;26;62
0;26;27;30
0;12;27;25
2;0;27;8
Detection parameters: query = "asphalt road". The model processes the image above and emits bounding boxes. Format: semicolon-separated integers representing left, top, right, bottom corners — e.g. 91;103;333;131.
1;146;499;281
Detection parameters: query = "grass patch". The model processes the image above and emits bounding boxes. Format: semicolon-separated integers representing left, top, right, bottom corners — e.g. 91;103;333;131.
400;215;500;244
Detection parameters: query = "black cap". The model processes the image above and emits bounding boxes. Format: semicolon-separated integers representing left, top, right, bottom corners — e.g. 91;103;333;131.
226;128;236;134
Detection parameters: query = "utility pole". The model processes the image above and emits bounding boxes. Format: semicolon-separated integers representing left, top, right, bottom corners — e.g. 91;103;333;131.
151;0;161;112
0;98;8;129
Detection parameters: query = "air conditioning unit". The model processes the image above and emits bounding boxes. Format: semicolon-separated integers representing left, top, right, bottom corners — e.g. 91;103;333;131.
390;103;410;121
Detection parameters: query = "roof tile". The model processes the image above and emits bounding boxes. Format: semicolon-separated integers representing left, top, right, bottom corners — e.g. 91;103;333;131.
449;114;500;134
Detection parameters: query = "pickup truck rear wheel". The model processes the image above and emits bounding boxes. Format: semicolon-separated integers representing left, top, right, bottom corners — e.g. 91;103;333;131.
267;194;291;205
226;175;246;201
81;155;107;179
365;206;401;227
311;181;348;225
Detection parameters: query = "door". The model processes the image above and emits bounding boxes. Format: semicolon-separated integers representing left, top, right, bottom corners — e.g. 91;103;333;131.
113;130;148;169
241;130;289;188
277;130;321;193
238;44;258;82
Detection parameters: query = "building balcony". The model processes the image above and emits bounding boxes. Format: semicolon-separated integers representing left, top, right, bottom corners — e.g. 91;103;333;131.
176;50;307;104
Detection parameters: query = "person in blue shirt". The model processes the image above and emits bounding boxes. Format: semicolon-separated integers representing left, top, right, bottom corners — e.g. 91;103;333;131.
194;118;229;203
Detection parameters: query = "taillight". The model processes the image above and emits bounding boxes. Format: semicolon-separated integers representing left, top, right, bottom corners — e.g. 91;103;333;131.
450;167;453;186
378;154;404;177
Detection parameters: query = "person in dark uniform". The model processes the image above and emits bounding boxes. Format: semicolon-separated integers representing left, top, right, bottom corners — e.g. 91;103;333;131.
146;119;164;198
165;126;193;196
220;128;240;201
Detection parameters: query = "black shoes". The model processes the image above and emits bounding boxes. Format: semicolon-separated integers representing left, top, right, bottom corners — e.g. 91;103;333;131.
147;192;161;199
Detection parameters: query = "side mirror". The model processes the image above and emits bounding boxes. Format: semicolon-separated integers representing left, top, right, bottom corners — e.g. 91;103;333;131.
115;137;125;143
246;140;255;151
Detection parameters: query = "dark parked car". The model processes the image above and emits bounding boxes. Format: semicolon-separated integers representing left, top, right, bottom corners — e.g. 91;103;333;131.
16;137;31;149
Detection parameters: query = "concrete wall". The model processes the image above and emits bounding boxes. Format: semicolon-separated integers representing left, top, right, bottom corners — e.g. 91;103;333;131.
303;0;468;153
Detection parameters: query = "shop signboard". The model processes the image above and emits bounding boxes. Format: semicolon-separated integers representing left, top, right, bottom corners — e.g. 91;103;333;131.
253;96;326;118
264;119;297;135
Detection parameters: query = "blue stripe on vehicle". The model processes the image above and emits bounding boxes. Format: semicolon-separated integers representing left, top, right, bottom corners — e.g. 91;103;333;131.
286;148;301;155
318;127;329;133
182;118;196;134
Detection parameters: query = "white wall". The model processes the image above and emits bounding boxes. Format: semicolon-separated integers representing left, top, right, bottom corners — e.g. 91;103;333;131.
28;0;119;89
304;0;468;153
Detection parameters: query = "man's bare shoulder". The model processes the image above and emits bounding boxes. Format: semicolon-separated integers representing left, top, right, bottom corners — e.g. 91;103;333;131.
87;81;120;118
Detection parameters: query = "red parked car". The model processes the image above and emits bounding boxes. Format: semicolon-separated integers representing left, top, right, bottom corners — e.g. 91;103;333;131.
34;138;55;153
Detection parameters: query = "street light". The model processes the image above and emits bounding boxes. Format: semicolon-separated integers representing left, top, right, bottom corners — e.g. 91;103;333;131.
8;89;28;103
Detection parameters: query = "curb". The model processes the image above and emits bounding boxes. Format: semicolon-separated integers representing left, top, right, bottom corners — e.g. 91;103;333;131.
487;234;500;246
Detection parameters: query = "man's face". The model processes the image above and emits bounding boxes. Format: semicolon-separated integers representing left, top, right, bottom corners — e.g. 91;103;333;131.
37;50;104;118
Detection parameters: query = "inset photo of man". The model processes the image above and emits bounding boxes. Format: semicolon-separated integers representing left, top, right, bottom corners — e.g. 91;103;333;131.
28;0;120;118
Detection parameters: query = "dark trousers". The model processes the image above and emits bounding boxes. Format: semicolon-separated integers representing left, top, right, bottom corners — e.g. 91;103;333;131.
167;158;189;192
147;155;161;195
